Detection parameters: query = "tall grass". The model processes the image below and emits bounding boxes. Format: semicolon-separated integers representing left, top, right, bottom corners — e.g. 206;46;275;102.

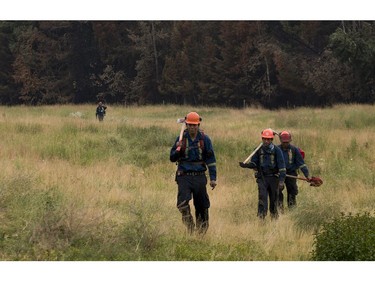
0;103;374;260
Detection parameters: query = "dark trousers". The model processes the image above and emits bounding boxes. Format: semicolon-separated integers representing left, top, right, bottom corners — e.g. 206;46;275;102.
176;174;210;234
279;175;298;209
97;114;104;121
256;175;279;219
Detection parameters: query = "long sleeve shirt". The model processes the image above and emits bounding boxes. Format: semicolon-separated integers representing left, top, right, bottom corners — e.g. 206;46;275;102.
278;144;309;178
170;130;217;181
250;143;286;183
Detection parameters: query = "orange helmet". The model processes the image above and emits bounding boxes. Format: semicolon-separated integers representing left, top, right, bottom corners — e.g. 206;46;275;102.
185;112;201;124
279;131;292;142
261;128;274;139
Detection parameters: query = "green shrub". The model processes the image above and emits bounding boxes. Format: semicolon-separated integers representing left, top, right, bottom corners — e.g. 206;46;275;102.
311;212;375;261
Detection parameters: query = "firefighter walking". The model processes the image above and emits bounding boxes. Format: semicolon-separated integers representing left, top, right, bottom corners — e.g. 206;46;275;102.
239;129;286;219
278;131;310;210
170;112;217;235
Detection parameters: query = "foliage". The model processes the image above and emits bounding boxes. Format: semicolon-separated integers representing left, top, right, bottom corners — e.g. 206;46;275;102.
329;22;375;103
1;21;374;107
311;212;375;261
0;22;18;104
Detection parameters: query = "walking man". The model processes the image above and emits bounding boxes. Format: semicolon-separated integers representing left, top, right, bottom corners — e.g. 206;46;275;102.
96;101;107;121
278;131;310;210
239;128;286;219
170;112;217;235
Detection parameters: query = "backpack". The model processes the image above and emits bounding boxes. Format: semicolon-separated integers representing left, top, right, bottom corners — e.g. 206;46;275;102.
298;147;305;159
284;146;305;165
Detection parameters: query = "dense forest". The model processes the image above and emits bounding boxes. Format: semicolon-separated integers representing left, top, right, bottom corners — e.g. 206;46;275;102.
0;21;374;108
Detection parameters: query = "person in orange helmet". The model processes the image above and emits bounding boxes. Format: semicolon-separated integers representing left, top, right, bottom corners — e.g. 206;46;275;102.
240;128;286;219
170;111;217;234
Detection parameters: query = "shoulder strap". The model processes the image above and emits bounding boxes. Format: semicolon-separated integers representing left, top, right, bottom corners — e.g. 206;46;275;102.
180;130;206;154
199;130;205;150
259;146;276;165
180;129;189;153
291;145;305;159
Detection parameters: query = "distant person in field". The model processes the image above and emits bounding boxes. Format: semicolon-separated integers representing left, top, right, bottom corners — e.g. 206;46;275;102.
239;128;286;220
96;101;107;122
170;111;217;235
277;131;310;211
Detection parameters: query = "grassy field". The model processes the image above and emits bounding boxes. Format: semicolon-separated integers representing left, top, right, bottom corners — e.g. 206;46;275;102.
0;103;374;261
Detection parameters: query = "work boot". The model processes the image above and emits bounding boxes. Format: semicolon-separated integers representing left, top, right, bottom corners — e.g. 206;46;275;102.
270;211;279;220
196;209;209;235
288;194;297;209
179;204;195;235
257;199;266;220
278;200;284;214
257;212;266;225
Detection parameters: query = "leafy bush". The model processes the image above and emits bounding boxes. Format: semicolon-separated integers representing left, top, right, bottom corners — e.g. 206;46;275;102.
311;212;375;261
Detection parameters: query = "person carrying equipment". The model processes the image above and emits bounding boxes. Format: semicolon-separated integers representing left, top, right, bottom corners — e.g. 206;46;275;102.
277;131;310;210
239;128;286;220
170;112;217;235
96;101;107;121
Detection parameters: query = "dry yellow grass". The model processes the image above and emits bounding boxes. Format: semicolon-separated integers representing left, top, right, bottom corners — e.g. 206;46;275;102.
0;103;374;261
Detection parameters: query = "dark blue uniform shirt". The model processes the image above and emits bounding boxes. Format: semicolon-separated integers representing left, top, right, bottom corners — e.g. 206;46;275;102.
250;143;286;183
170;130;217;181
278;144;309;178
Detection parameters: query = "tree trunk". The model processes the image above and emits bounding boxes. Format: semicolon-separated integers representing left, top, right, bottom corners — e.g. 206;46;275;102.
151;22;159;83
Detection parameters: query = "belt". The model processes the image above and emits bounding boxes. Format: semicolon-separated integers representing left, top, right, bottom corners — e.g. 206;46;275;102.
255;172;278;178
177;171;206;176
178;161;205;166
264;174;277;177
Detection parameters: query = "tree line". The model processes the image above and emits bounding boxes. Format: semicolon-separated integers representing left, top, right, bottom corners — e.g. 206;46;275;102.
0;21;374;108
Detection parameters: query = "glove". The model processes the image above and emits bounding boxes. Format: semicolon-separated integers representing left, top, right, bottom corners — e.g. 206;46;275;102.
239;162;256;169
175;141;184;154
278;182;285;191
239;162;249;168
